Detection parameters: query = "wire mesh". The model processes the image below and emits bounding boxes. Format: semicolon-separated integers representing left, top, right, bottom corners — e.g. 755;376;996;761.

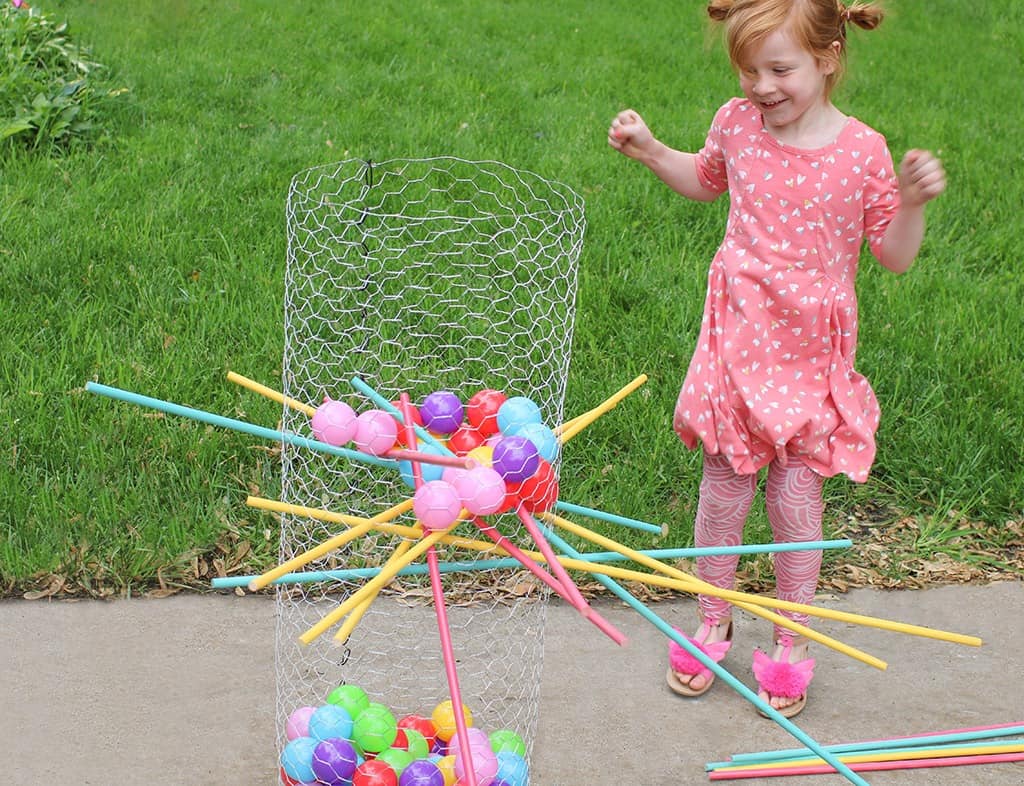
275;156;585;773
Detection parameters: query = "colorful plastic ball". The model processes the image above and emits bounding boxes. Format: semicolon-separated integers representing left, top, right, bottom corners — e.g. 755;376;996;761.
488;729;526;758
312;737;359;785
397;714;437;751
430;700;473;743
506;457;558;513
446;727;492;757
354;409;399;456
398;758;445;786
452;465;507;516
413;480;463;530
311;399;358;447
326;683;370;719
281;736;318;783
466;389;507;437
286;706;317;741
399;441;447;487
309;703;353;742
454;743;498;785
434;755;457;786
396;728;430;760
493;751;528;786
446;422;485;455
352;758;399;786
496;396;542;435
510;421;558;464
419;391;463;435
466;444;494;468
353;702;398;754
376;747;415;777
491;436;540;483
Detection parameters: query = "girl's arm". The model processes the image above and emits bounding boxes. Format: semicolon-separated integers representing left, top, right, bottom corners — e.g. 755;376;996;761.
878;149;946;274
608;110;721;203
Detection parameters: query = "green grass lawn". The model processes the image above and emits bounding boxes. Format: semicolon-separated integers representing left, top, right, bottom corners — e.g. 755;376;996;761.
2;0;1022;596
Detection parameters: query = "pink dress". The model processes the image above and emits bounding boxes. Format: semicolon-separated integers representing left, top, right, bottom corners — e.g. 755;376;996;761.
673;98;900;482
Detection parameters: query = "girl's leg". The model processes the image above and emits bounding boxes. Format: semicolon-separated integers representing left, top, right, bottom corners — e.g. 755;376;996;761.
673;452;756;692
760;458;824;711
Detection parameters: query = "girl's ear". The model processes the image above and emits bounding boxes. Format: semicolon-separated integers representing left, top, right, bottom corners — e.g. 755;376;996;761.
820;39;842;75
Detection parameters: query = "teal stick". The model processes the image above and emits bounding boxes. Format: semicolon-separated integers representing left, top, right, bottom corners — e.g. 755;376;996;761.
711;723;1024;769
554;500;662;534
85;381;397;470
539;525;871;786
210;539;847;589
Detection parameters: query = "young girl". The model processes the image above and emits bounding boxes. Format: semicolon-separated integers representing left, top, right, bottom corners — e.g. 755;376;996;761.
608;0;945;718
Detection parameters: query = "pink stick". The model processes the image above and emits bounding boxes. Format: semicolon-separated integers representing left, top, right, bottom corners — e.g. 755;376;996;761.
708;752;1024;780
386;447;474;469
471;515;627;646
399;394;477;786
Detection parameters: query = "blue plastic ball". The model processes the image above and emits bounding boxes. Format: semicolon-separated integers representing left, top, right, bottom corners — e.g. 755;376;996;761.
494;750;529;786
496;396;542;434
308;704;353;742
398;441;447;487
280;736;318;783
510;421;558;463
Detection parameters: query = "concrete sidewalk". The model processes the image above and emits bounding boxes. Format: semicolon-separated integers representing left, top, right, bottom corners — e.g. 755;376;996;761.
3;582;1022;785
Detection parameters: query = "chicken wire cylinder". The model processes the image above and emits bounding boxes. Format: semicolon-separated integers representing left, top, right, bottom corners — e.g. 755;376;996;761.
275;157;585;772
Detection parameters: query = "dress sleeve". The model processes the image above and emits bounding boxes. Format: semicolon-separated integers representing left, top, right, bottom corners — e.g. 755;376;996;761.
694;101;733;195
863;135;901;260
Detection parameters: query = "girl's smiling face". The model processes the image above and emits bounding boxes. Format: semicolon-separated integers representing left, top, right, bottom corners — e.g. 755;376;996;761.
737;25;838;138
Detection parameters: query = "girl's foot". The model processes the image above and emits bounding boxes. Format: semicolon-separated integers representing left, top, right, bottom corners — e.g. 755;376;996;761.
753;634;815;718
666;617;733;697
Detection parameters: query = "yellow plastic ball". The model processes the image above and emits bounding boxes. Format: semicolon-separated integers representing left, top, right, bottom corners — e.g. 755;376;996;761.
431;700;473;742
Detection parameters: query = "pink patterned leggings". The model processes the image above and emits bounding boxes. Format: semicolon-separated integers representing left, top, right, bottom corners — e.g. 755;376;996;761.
694;452;823;640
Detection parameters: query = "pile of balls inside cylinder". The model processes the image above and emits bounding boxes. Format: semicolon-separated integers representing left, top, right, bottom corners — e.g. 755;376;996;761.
282;684;528;786
311;388;561;525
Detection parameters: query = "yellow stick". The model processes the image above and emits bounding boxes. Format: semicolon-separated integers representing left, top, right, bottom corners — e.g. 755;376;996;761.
226;370;317;417
247;496;421;538
334;537;417;644
300;527;453;645
247;497;415;591
717;742;1024;771
555;374;648;443
542;512;982;649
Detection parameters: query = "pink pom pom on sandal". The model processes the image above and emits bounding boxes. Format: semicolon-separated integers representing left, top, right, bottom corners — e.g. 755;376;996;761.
666;618;733;697
752;634;815;718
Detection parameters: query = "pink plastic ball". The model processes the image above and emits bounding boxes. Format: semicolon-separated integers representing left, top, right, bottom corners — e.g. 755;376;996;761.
413;480;464;530
285;706;317;741
453;743;498;785
453;466;507;516
311;399;358;447
354;409;399;456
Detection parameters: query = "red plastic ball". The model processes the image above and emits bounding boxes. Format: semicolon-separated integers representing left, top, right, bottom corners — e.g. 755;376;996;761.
465;389;507;437
446;422;485;456
507;457;559;512
390;400;423;447
397;714;437;750
352;758;398;786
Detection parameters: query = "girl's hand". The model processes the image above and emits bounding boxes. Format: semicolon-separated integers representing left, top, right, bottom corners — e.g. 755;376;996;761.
898;149;946;208
608;109;655;159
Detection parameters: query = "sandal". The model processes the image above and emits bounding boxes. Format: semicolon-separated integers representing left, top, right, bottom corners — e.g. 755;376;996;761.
666;618;733;697
752;634;815;718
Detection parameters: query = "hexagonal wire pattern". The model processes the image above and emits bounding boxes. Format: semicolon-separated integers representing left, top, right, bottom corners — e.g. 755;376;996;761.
276;157;585;769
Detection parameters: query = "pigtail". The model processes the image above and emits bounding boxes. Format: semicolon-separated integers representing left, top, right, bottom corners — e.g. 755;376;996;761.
706;0;733;23
842;2;885;31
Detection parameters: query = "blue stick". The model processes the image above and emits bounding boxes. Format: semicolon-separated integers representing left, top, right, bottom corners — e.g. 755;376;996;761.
554;500;663;534
539;525;871;786
85;381;398;470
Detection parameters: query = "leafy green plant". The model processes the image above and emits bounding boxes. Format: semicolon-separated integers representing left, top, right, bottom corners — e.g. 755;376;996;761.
0;1;126;151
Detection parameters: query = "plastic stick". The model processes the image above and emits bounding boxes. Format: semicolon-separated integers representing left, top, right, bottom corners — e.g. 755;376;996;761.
553;500;663;534
708;752;1024;779
542;512;981;650
86;381;397;470
536;526;872;786
554;374;648;443
715;722;1024;768
248;498;414;591
226;370;317;416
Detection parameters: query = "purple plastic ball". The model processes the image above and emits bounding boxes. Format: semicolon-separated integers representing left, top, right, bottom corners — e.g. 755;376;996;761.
398;758;445;786
420;391;463;435
311;737;358;785
491;435;540;483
